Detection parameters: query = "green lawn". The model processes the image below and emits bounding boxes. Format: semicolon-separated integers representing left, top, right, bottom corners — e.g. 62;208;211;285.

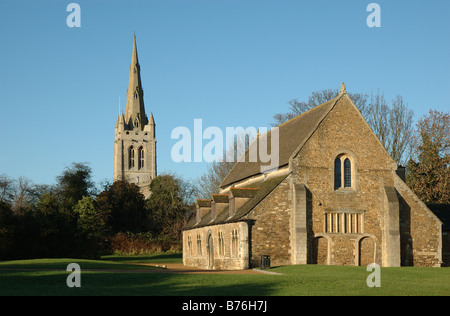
0;254;448;296
102;252;183;264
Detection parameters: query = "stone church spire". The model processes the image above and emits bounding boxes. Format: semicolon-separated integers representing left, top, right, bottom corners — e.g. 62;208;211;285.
114;34;157;199
124;35;148;130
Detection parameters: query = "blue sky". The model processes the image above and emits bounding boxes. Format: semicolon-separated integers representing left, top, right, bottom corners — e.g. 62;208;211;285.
0;0;449;186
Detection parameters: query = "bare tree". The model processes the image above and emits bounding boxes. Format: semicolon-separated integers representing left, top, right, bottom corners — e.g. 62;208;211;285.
12;177;35;212
387;95;414;166
196;132;251;198
366;90;389;149
366;92;414;165
199;88;415;196
0;174;56;212
272;89;369;126
272;88;414;165
0;174;13;203
196;161;233;199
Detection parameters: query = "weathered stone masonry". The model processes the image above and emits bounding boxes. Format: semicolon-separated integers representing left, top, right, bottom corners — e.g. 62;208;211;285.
182;84;448;269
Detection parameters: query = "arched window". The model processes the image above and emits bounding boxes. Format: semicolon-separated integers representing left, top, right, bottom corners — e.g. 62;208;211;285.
187;236;193;256
128;146;135;169
197;234;202;256
138;146;144;169
344;158;351;187
334;154;353;190
334;158;341;189
231;229;239;257
218;232;225;256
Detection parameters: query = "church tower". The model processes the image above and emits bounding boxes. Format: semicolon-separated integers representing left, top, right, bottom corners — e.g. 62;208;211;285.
114;35;156;198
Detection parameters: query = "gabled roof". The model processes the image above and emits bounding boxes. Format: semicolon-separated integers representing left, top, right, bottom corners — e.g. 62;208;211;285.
212;194;229;203
220;94;341;188
220;82;399;188
231;187;260;198
196;199;211;207
184;175;287;230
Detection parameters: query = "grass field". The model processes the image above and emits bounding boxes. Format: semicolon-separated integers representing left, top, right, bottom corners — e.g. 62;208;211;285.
0;253;449;296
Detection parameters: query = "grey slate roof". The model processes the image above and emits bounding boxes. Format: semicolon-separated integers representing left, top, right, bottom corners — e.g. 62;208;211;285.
220;96;339;188
184;175;287;230
186;89;349;231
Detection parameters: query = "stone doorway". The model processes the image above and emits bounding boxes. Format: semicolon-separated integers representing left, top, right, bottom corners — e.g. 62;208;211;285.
312;236;329;265
358;236;376;266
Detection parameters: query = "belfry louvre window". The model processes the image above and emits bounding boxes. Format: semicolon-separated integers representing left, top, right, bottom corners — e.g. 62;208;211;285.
138;146;144;169
128;146;135;169
325;211;363;234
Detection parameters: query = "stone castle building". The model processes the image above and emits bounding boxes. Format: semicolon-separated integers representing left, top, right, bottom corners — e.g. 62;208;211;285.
182;84;449;269
114;36;156;198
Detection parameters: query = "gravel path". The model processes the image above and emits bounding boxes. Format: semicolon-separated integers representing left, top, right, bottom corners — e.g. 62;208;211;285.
131;263;264;274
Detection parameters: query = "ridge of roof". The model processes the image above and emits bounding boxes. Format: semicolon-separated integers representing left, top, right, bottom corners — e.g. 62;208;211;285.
220;94;340;188
287;93;346;166
183;175;287;230
196;199;211;207
212;194;229;203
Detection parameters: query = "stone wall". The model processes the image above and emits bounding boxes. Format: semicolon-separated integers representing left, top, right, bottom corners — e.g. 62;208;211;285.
183;221;249;270
242;178;292;267
289;96;392;266
394;175;442;267
182;94;443;269
289;95;441;267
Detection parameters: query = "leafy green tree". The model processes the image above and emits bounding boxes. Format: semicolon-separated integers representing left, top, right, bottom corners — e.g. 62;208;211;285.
407;110;449;203
74;196;111;258
146;174;195;239
97;181;147;233
74;196;108;232
56;162;95;211
34;191;78;258
0;201;15;259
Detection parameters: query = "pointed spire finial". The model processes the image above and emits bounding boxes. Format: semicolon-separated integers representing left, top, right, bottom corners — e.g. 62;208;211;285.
124;34;145;130
149;112;155;125
131;32;139;66
339;82;346;95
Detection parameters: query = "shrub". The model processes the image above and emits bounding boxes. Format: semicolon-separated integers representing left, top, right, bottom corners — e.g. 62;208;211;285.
109;232;181;255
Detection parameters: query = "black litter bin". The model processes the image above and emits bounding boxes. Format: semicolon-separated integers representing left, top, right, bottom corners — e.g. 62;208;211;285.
261;255;271;269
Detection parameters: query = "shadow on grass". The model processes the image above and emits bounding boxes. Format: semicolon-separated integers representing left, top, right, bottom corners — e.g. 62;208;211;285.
4;263;450;296
103;253;182;264
0;269;278;296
